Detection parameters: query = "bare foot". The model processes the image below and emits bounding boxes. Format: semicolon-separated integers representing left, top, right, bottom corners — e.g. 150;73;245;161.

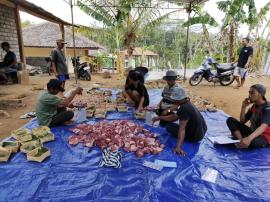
233;85;241;89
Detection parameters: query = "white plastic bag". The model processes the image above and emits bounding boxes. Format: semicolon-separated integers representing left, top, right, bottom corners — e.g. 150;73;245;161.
72;108;87;123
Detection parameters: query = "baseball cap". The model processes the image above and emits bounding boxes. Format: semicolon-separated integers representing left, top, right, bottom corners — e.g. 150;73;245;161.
163;70;178;80
251;84;267;101
47;79;65;92
171;87;188;101
56;39;67;44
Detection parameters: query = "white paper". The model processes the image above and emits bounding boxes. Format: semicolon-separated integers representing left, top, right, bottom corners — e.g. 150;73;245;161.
201;168;218;183
207;136;240;145
143;160;163;171
154;160;177;168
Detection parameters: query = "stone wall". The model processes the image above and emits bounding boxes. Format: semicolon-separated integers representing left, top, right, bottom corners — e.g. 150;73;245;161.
0;4;20;61
26;57;48;72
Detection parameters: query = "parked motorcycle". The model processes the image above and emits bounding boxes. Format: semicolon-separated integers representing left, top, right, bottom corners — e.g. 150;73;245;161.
72;57;91;81
189;57;235;86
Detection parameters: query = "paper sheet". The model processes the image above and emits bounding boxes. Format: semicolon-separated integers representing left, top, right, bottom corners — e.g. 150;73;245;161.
201;168;218;183
143;160;163;171
154;160;177;168
207;136;240;144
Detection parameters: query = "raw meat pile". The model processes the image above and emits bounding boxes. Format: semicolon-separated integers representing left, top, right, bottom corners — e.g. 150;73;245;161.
68;120;165;157
72;89;113;108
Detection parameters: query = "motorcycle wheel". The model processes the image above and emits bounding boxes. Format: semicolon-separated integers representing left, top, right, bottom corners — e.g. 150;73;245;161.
219;74;235;86
189;74;203;86
84;71;91;81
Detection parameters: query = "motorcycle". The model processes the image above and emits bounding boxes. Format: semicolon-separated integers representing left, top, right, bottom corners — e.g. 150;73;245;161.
72;57;91;81
189;57;235;86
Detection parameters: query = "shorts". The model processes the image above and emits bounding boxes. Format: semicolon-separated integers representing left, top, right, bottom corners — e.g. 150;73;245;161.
0;67;16;73
233;66;248;79
57;74;70;82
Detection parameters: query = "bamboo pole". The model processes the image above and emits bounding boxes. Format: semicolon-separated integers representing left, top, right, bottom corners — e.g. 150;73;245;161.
70;0;78;84
183;3;191;81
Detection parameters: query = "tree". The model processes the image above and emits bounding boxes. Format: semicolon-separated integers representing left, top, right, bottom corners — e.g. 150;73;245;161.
21;20;34;28
217;0;270;68
78;0;178;67
182;6;219;55
245;1;270;70
217;0;247;62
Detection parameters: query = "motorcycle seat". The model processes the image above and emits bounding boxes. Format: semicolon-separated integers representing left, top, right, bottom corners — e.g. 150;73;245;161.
216;63;233;70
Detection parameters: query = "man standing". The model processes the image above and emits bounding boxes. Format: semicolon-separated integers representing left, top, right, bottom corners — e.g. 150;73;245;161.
152;88;207;156
226;84;270;148
51;39;69;90
233;37;253;88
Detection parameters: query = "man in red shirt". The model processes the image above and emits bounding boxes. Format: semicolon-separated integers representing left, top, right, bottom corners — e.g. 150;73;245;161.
227;84;270;148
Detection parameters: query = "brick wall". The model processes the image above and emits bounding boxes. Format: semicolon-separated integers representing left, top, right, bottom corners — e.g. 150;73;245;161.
0;4;20;62
26;57;48;72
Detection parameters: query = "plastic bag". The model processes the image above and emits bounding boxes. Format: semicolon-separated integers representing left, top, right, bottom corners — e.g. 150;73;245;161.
72;108;87;123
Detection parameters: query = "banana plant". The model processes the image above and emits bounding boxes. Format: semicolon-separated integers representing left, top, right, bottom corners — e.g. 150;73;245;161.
77;0;181;67
182;6;219;55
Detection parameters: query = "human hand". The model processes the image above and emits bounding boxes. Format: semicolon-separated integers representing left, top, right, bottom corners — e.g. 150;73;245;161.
242;98;251;108
68;103;74;108
152;116;160;125
236;137;251;149
173;147;186;157
75;87;83;95
136;106;143;112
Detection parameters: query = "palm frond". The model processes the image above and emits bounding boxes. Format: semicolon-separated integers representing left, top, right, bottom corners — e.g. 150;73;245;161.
217;1;231;12
77;0;115;26
256;1;270;25
182;13;219;27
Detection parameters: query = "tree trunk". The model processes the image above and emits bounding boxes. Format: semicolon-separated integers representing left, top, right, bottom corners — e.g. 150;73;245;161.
229;23;236;62
202;24;215;54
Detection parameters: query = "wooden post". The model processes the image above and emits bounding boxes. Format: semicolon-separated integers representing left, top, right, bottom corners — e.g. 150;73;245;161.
59;23;68;71
70;0;78;84
15;5;29;84
14;5;25;66
183;3;192;82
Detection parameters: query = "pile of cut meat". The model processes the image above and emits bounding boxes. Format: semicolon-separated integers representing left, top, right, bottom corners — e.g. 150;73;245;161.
68;120;165;158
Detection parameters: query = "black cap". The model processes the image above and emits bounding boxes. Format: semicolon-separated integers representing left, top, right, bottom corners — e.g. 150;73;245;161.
251;84;267;101
47;79;65;92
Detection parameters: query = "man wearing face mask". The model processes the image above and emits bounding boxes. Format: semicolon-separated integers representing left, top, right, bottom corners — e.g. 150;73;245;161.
226;84;270;148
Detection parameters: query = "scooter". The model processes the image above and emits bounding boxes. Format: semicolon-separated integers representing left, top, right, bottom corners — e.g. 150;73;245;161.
189;57;235;86
72;57;91;81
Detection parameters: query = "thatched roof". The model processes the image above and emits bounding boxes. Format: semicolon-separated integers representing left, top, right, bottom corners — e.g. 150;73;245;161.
23;22;106;50
121;48;158;56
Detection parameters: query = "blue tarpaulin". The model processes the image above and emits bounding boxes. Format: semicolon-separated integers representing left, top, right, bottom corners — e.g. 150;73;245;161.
0;89;270;201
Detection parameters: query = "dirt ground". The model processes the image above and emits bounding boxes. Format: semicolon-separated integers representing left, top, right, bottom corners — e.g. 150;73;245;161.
0;73;269;141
